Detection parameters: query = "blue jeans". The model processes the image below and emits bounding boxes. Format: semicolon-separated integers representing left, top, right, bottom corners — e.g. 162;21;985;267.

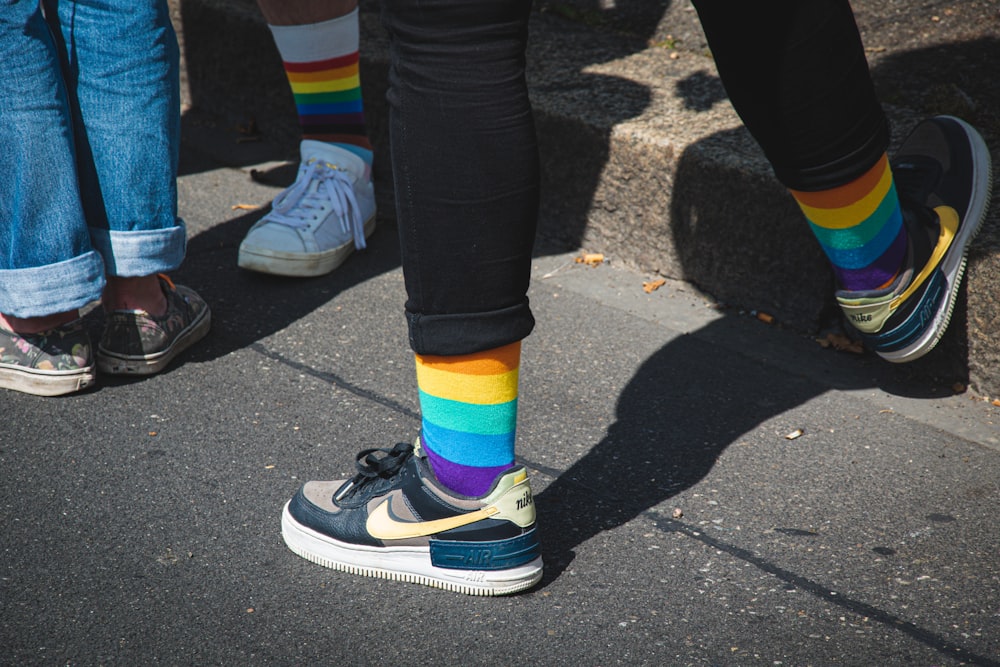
0;0;185;318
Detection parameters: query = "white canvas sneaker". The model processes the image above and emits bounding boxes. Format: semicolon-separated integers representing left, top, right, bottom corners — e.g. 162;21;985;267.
238;140;376;277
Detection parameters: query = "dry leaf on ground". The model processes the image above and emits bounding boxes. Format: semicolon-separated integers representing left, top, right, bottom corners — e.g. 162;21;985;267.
575;252;605;267
643;278;666;293
231;204;261;211
817;332;864;354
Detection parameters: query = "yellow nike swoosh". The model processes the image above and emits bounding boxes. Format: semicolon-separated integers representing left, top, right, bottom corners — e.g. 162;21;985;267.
366;498;499;540
891;205;958;309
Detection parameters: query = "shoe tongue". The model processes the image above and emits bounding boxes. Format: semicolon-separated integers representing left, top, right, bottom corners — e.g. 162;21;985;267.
902;203;938;275
411;437;447;486
894;155;943;207
299;139;364;179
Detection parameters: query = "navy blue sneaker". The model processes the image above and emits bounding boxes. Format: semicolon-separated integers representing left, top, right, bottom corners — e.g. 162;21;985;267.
281;441;543;596
836;115;992;362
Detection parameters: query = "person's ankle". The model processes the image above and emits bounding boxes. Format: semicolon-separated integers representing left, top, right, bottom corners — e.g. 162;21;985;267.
103;275;168;317
0;310;78;335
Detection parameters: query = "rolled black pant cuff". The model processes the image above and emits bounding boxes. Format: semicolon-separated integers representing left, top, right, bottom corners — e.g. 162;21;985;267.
406;301;535;356
771;115;891;192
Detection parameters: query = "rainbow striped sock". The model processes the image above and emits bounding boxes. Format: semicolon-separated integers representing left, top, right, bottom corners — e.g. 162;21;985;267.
791;154;906;292
267;10;372;163
415;342;521;497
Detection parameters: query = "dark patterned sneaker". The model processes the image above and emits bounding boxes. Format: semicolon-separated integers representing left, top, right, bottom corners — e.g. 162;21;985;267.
836;116;992;362
97;275;211;375
0;320;95;396
281;441;543;596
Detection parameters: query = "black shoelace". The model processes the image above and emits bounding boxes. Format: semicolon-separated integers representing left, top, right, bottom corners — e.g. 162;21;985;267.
334;442;414;502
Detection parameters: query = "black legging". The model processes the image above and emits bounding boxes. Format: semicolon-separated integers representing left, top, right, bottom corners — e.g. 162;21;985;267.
379;0;887;356
692;0;888;191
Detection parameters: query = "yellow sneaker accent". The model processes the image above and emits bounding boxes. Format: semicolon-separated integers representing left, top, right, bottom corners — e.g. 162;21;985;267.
365;470;535;540
366;499;498;540
890;206;958;309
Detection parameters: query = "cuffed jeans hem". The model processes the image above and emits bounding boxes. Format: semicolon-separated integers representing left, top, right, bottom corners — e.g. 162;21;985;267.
406;301;535;356
89;222;187;277
772;118;891;192
0;251;105;317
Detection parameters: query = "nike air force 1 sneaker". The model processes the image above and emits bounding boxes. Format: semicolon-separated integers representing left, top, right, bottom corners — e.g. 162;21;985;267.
836;115;992;362
281;441;543;596
238;141;376;277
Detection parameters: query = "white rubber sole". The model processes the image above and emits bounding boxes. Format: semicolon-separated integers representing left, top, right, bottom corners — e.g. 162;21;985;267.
0;363;95;396
281;501;544;596
238;216;376;278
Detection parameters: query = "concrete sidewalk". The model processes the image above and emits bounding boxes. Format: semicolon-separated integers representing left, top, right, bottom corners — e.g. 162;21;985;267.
169;0;1000;396
2;139;999;664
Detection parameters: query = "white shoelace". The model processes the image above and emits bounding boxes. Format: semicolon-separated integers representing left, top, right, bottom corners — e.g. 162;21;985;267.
267;158;367;250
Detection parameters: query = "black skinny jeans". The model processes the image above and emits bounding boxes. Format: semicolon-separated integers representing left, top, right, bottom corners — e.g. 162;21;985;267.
379;0;888;356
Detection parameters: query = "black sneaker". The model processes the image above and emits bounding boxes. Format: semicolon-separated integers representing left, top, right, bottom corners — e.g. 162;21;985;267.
97;275;210;375
281;441;543;596
0;319;95;396
836;115;992;362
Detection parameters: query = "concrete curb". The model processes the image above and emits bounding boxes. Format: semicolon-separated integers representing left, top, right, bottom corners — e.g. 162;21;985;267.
169;0;1000;396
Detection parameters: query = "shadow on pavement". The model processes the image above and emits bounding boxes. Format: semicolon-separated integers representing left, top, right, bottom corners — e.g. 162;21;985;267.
529;311;994;666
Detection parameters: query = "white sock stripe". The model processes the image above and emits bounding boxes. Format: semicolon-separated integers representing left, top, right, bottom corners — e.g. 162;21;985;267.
267;8;359;63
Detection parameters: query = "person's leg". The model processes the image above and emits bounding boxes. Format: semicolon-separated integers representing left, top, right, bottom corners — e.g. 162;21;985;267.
44;0;210;376
0;1;100;395
259;0;372;155
692;0;991;362
238;0;376;277
415;342;521;497
280;0;543;595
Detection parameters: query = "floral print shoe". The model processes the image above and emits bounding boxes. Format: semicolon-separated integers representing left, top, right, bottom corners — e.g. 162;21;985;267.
0;319;95;396
97;275;211;376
